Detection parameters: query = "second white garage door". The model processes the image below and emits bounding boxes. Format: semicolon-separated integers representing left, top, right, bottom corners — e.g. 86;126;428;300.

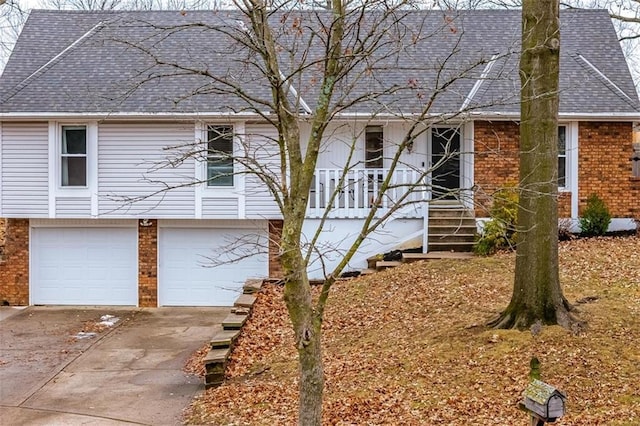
159;226;268;306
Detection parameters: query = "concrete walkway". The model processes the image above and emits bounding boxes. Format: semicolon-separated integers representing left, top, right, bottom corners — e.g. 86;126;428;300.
0;306;227;425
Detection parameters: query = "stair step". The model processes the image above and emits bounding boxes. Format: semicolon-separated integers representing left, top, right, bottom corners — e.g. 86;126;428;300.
376;260;402;270
243;279;263;294
360;268;377;275
427;241;475;252
367;256;381;269
210;328;241;349
222;312;248;330
429;209;474;219
204;347;231;365
234;294;257;309
429;233;476;243
403;252;474;261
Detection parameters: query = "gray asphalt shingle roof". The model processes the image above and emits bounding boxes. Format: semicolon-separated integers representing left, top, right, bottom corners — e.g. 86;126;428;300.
0;8;638;116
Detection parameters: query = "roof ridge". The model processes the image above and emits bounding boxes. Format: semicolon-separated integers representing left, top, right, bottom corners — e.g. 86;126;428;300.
1;20;106;106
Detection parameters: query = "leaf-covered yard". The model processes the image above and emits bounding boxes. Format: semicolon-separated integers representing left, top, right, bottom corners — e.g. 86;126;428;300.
185;236;640;425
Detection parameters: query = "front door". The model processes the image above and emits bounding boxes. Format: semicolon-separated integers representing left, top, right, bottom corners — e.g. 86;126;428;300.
431;127;461;200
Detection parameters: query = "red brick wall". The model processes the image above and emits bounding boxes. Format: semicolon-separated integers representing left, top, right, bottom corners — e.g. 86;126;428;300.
138;219;158;307
268;220;283;279
473;121;521;216
578;122;638;218
473;120;638;219
0;219;29;305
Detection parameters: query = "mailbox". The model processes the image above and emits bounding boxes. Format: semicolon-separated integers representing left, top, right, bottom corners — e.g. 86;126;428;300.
523;379;566;423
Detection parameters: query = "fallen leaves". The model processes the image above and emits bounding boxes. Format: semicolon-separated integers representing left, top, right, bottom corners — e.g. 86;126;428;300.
184;235;640;425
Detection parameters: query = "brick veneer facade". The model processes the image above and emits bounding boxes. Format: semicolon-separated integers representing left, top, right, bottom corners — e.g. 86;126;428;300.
138;219;158;307
474;120;638;219
578;122;639;218
473;120;521;216
0;219;29;305
268;219;284;279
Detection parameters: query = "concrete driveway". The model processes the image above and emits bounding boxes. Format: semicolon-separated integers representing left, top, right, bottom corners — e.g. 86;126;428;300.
0;306;228;425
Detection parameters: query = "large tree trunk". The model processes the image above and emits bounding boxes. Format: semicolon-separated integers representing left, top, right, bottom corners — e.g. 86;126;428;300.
491;0;580;330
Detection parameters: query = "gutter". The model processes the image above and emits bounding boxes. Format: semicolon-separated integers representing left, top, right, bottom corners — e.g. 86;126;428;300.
1;111;639;122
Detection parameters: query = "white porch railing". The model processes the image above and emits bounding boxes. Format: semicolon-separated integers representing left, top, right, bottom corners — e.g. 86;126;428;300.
306;168;426;219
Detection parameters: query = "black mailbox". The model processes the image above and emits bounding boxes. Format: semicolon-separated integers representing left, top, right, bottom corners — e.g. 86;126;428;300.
523;379;566;423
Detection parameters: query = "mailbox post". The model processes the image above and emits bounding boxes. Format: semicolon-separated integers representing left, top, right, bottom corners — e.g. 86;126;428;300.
522;379;566;425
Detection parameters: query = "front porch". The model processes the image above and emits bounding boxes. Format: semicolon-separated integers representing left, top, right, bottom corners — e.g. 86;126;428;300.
303;168;476;268
306;168;427;220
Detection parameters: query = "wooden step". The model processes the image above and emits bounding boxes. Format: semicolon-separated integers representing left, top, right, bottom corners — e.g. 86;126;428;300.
403;252;474;262
428;209;474;219
427;241;475;252
429;233;476;243
375;260;402;270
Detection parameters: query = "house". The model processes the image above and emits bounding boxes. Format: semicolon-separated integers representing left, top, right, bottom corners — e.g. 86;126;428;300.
0;9;638;307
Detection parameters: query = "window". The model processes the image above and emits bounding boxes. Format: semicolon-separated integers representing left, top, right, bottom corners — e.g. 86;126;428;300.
558;126;567;188
365;126;383;168
61;126;87;187
207;125;234;186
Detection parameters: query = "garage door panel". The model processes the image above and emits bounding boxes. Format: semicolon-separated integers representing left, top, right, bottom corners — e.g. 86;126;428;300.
32;227;138;305
160;227;268;306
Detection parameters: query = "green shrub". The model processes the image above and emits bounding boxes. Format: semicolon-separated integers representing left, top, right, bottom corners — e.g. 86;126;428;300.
579;194;611;237
474;187;519;256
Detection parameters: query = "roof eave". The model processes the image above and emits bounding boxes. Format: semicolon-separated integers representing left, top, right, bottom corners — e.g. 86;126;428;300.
0;111;268;120
467;111;640;122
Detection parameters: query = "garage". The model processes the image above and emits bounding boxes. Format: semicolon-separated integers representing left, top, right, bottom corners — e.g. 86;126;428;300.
159;223;268;306
31;226;138;305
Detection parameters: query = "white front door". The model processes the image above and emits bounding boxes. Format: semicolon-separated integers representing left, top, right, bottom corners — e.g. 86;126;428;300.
159;225;268;306
31;227;138;305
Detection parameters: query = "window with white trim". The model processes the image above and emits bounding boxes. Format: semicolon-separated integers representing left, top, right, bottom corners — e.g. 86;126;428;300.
558;126;567;188
365;125;383;169
207;125;234;186
61;125;87;187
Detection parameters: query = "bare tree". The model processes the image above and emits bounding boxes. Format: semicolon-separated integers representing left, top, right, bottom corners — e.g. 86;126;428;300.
0;0;27;69
94;6;510;424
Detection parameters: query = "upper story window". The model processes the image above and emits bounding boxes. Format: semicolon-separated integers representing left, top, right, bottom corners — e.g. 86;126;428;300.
558;126;567;188
61;125;87;187
207;125;234;186
632;143;640;178
365;125;384;169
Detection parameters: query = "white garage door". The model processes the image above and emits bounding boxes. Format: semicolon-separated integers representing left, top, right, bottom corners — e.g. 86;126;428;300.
159;226;268;306
31;227;138;305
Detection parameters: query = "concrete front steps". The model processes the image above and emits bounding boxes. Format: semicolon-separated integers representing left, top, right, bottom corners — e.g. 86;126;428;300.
203;278;262;389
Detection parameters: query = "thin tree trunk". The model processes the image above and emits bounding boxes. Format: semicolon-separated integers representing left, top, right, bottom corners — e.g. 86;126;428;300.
490;0;581;330
280;214;324;426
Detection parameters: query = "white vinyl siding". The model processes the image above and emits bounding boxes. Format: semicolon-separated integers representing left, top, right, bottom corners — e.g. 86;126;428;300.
202;197;239;218
56;197;91;217
305;122;360;169
98;123;196;217
244;124;281;218
1;122;49;217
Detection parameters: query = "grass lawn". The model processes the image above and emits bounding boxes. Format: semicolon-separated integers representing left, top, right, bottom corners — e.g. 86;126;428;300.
185;236;640;425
